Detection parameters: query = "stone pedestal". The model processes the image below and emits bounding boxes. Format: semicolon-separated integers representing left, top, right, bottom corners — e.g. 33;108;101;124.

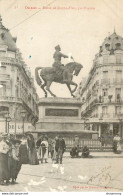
35;98;97;139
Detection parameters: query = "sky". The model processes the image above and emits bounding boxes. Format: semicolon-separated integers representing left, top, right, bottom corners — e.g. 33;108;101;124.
0;0;123;98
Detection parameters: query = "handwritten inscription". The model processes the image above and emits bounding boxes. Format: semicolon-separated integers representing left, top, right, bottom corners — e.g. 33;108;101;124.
87;165;112;187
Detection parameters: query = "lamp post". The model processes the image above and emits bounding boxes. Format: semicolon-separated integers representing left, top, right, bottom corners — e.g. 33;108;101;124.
118;115;123;138
99;117;103;137
14;105;18;138
7;117;11;134
21;110;26;135
4;112;11;133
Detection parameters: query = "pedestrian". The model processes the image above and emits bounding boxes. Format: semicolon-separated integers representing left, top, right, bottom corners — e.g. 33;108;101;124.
19;135;29;164
51;137;58;163
40;137;49;163
113;134;121;154
100;134;105;146
36;135;43;161
27;134;39;165
81;146;90;158
9;139;22;184
48;137;52;157
70;146;79;158
55;135;66;164
51;139;56;161
73;135;80;148
48;138;55;159
0;133;10;185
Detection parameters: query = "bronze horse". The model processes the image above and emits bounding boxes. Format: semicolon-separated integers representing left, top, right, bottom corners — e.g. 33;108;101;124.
35;62;83;97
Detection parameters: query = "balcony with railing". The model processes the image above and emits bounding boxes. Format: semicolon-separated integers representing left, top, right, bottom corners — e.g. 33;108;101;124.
100;78;123;86
0;74;10;82
100;113;110;118
113;113;123;118
0;96;22;103
0;56;17;63
91;113;99;118
112;78;123;85
101;79;110;85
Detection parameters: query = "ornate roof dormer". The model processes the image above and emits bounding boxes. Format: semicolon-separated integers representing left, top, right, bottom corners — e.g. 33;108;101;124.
99;31;123;55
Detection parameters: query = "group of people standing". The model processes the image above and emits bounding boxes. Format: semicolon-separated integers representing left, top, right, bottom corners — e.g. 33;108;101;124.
36;134;66;164
0;132;69;185
0;132;40;186
0;133;22;185
20;134;39;165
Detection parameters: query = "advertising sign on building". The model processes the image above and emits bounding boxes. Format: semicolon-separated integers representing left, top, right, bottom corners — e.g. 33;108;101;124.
0;121;35;134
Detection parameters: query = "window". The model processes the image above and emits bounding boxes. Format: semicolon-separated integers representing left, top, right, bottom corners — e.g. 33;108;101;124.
115;43;121;50
115;70;122;82
102;88;108;96
115;88;121;102
1;33;5;40
16;86;19;98
103;71;108;83
105;43;110;51
0;85;3;96
103;56;108;64
116;55;121;64
102;106;107;115
0;85;6;96
115;106;121;114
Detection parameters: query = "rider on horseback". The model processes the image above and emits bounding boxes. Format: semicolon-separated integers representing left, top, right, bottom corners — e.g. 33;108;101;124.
52;45;73;82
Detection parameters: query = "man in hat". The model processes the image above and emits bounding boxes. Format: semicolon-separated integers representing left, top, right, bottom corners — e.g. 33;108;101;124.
73;135;80;148
52;45;73;82
55;135;66;164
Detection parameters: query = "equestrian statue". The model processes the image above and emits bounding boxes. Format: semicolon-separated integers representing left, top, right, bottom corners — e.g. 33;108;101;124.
35;45;83;97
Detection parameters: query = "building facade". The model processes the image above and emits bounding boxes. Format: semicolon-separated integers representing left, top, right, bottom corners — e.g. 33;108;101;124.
77;31;123;138
0;16;39;135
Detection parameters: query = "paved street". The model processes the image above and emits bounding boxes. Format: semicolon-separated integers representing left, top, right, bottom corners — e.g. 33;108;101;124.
0;152;123;192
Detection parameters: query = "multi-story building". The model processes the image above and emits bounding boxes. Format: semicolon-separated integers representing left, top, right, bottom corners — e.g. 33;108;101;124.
78;30;123;138
75;77;87;100
0;16;39;135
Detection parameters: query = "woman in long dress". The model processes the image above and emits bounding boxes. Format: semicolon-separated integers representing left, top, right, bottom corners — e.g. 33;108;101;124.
40;137;48;163
113;134;121;153
0;134;10;185
19;135;29;164
36;135;43;161
9;139;22;184
27;134;39;165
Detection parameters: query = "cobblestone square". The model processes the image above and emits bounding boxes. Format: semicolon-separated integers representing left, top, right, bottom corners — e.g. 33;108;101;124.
0;152;123;192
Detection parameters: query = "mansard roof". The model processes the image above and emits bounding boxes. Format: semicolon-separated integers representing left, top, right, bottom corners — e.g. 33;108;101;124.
0;15;17;52
99;31;123;53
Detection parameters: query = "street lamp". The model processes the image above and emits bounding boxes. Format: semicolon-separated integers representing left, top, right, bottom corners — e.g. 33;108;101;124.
4;112;11;133
21;110;26;135
99;117;103;137
118;114;123;138
7;116;11;134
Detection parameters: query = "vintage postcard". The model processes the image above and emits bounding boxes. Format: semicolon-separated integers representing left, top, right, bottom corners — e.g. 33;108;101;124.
0;0;123;193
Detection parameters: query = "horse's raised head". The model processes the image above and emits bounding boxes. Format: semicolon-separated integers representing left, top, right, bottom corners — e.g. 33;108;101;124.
74;63;83;76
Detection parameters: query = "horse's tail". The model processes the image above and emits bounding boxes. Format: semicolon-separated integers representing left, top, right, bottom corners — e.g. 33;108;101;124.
35;67;43;86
